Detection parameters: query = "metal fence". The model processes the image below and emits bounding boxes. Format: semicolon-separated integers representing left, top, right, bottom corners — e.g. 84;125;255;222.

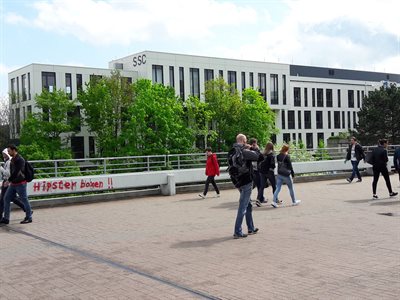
28;145;399;179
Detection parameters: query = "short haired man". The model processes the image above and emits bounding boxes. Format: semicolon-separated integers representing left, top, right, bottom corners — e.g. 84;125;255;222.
231;133;260;239
0;144;33;225
370;139;398;199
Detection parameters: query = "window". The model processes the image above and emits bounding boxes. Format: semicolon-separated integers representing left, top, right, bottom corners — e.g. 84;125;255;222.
334;111;340;129
65;73;72;99
227;71;237;90
306;133;313;149
298;133;302;143
316;111;323;129
353;111;357;128
304;111;311;129
357;90;360;108
90;74;102;83
342;111;345;128
11;78;16;104
317;133;324;145
258;73;266;100
288;110;295;129
89;137;95;157
312;88;316;107
27;105;32;115
347;111;350;128
282;75;287;105
361;90;365;102
152;65;164;84
281;110;286;129
283;133;290;143
204;69;214;82
68;106;81;132
249;72;254;88
304;88;308;107
298;111;302;129
71;137;84;159
15;108;20;134
328;111;331;129
169;66;175;87
179;67;185;99
219;70;223;78
42;72;56;92
76;74;83;92
317;88;324;107
16;77;19;102
337;89;341;107
326;89;333;107
241;72;246;91
292;133;296;142
27;73;31;100
294;87;301;106
348;90;354;108
270;74;278;104
189;68;200;97
21;74;27;101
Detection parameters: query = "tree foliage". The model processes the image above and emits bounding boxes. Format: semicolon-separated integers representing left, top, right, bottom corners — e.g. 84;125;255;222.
356;84;400;145
78;70;133;156
0;97;10;148
20;89;78;159
121;79;194;155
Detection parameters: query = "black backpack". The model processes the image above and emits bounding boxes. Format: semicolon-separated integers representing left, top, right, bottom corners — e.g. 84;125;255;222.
227;147;249;186
24;161;35;182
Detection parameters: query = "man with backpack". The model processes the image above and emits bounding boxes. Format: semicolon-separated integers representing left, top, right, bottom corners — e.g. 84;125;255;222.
0;144;33;225
228;134;260;239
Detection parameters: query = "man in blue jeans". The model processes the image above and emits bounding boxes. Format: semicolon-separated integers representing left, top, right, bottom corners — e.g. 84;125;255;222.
0;144;33;225
229;134;260;239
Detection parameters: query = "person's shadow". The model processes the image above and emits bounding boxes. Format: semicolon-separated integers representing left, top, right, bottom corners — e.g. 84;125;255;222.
171;236;232;249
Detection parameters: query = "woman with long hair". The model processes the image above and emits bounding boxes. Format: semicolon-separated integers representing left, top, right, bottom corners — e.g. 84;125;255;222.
271;144;301;208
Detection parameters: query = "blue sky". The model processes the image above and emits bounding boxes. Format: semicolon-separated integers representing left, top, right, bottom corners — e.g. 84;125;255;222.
1;0;399;100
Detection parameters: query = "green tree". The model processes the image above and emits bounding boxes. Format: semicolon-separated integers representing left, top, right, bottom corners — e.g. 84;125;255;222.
0;96;10;148
314;139;331;161
204;77;242;150
241;88;278;147
20;89;78;159
122;79;194;155
356;84;400;145
78;70;133;156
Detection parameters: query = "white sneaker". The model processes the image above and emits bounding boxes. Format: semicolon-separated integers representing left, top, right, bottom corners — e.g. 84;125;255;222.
216;194;220;198
292;200;301;206
271;202;279;208
198;194;206;199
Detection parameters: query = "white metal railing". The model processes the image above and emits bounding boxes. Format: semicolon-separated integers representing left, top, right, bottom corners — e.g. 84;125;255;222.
28;146;399;179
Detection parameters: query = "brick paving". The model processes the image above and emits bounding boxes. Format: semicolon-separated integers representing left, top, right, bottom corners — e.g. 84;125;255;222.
0;175;399;299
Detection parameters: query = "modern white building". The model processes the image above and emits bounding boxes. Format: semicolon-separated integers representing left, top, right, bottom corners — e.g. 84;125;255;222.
9;51;400;158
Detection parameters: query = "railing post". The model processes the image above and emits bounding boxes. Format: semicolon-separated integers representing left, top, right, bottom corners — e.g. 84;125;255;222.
177;156;180;170
103;158;107;174
147;156;150;171
54;161;58;177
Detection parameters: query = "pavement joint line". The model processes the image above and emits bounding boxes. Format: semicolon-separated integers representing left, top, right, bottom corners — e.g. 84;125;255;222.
2;226;222;300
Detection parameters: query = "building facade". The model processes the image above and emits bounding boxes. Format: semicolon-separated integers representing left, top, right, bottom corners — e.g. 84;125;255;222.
9;51;400;157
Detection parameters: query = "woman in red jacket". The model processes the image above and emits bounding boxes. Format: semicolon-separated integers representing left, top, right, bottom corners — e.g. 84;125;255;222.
199;147;220;198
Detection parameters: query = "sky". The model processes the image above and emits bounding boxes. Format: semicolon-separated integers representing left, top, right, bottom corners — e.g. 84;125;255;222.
1;0;400;100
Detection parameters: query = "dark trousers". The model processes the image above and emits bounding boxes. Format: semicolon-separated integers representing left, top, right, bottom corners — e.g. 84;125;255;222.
258;172;276;202
372;166;393;195
350;160;361;180
0;184;26;218
203;176;219;195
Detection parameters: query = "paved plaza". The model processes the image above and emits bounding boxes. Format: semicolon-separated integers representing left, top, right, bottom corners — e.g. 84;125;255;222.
1;175;399;299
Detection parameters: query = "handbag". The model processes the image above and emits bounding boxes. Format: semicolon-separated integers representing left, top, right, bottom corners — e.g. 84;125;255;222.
277;155;291;176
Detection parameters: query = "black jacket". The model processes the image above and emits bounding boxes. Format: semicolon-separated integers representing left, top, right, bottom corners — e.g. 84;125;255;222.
394;147;400;170
346;143;365;161
277;153;295;177
9;154;26;184
371;145;388;168
260;152;276;174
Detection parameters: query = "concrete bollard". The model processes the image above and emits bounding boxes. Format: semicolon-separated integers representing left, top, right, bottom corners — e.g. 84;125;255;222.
161;174;176;196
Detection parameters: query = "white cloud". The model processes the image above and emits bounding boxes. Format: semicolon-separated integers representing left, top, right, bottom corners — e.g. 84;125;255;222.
6;0;257;45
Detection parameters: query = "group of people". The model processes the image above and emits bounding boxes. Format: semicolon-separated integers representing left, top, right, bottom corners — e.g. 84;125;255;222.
345;137;398;199
0;144;33;225
200;135;399;239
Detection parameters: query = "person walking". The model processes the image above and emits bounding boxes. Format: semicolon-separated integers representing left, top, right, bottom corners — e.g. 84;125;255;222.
370;139;398;199
271;144;301;208
0;148;26;220
249;138;263;205
394;146;400;186
0;144;33;225
229;134;260;239
256;142;278;206
198;147;220;199
345;137;365;183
